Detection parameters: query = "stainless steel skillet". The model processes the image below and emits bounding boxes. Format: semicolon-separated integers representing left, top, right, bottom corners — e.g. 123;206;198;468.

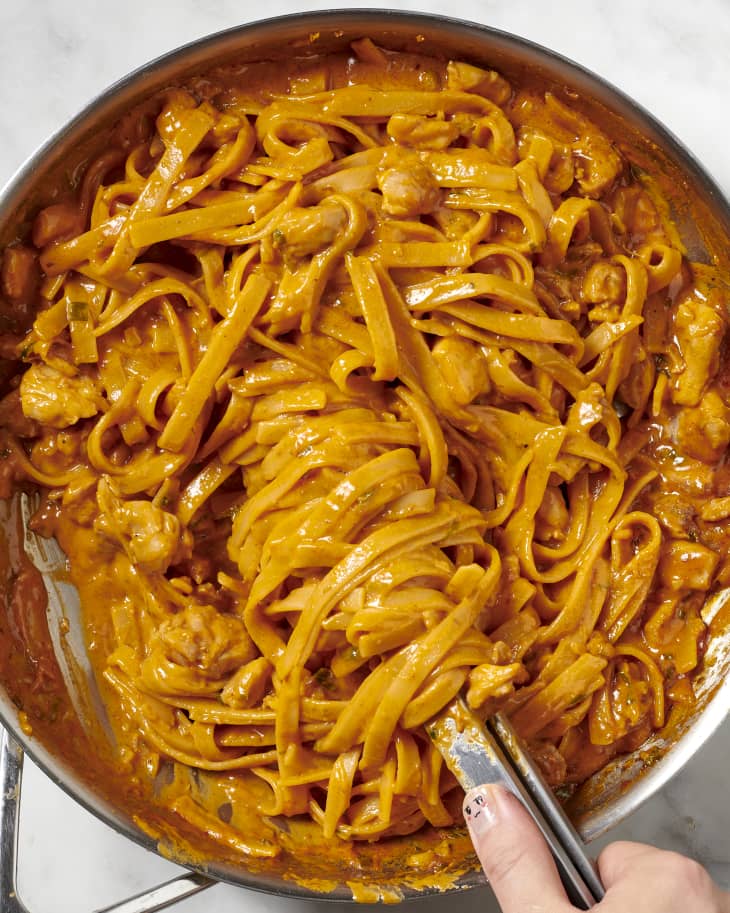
0;9;729;909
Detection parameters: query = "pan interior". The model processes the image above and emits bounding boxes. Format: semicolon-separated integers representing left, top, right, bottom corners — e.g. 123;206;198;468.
0;9;729;901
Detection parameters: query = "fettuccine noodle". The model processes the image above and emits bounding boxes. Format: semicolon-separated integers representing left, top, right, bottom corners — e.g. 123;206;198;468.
1;39;727;854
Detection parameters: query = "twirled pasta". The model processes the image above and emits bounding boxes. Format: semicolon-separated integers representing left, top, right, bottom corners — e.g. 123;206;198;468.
1;40;728;855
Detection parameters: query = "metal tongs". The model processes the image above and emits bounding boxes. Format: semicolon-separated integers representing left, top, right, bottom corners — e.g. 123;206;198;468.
430;698;606;909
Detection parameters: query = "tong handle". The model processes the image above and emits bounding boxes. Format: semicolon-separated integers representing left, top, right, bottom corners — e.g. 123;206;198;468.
488;715;605;908
430;700;604;909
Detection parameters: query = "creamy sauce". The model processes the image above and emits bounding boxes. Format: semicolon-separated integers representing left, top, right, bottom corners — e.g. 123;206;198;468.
0;38;729;900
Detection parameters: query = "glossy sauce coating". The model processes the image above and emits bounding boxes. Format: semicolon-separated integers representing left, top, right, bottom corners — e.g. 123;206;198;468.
0;39;729;897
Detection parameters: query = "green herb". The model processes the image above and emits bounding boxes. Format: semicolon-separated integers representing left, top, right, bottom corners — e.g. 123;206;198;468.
313;667;336;691
68;301;88;322
19;343;34;359
271;229;286;249
428;727;438;740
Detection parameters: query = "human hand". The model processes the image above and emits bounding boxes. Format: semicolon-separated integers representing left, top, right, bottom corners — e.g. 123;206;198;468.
463;784;730;912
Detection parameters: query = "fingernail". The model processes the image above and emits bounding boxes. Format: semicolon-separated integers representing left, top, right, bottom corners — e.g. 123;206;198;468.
462;785;498;837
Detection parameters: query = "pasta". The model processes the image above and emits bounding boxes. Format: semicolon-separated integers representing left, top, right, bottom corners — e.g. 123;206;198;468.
0;38;728;858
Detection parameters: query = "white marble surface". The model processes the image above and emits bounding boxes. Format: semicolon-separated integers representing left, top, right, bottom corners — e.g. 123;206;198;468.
1;1;729;910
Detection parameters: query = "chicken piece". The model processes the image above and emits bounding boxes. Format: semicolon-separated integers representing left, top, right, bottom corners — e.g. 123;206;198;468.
153;603;257;679
700;496;730;522
582;260;626;315
377;158;440;218
432;336;489;405
445;61;511;105
651;492;695;539
466;661;526;709
612;185;662;239
95;478;191;574
572;133;623;198
672;295;725;406
658;540;719;591
20;363;100;429
387;114;460;150
272;200;347;261
1;245;38;302
32;202;84;248
221;656;271;708
676;390;730;463
528;740;568;787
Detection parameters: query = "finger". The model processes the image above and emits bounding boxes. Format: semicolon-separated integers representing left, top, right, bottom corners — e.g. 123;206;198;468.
599;841;730;913
463;784;573;913
597;840;658;888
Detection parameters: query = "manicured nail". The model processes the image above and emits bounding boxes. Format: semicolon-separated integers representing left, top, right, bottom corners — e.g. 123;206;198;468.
463;785;498;836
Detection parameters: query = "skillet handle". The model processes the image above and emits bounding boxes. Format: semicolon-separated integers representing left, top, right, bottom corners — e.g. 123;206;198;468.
0;726;214;913
92;873;212;913
0;726;26;913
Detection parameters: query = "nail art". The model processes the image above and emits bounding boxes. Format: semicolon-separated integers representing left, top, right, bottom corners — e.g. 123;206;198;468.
463;785;497;836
